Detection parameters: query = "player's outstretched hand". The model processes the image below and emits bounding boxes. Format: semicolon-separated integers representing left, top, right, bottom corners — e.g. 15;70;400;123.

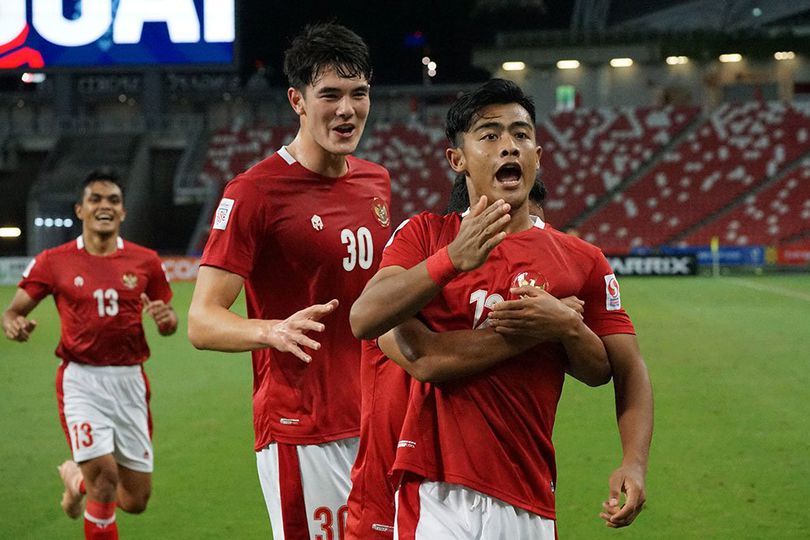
447;196;511;272
599;463;646;528
3;315;37;342
141;293;177;335
268;299;339;363
488;286;580;342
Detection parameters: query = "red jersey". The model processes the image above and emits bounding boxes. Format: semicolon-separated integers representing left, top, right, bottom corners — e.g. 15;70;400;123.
18;236;172;366
382;212;635;520
346;340;410;539
200;147;392;449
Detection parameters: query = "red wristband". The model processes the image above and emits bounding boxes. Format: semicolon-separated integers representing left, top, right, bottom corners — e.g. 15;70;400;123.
425;246;460;287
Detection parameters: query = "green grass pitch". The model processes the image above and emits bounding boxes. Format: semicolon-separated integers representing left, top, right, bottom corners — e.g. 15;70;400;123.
2;275;810;539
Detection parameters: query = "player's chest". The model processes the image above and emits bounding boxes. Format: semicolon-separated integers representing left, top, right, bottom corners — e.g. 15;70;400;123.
268;191;391;271
54;256;149;307
432;243;585;330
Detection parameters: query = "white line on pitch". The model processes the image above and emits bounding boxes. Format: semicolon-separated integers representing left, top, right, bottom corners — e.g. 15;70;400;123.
726;278;810;303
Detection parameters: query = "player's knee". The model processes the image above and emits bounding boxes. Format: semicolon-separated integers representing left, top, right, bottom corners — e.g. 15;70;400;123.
86;468;119;501
119;489;150;514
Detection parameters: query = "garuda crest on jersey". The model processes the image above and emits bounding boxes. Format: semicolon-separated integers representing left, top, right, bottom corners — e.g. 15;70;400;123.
372;197;390;228
510;271;548;299
122;272;138;289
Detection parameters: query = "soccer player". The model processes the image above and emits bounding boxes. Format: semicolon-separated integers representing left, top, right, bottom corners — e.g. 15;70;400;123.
350;78;637;537
187;23;391;540
2;169;177;540
346;176;598;539
447;174;653;528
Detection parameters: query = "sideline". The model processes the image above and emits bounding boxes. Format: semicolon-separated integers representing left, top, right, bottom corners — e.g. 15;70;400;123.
726;277;810;303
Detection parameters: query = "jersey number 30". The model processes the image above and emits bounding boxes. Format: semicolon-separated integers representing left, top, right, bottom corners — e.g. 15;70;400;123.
341;227;373;271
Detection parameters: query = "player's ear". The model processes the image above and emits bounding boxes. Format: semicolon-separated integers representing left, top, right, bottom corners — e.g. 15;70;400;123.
288;87;305;116
74;203;83;220
536;145;543;164
446;147;466;174
120;208;126;223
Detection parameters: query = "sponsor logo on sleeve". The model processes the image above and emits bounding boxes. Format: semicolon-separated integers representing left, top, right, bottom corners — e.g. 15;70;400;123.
397;439;416;449
604;273;621;311
213;198;234;231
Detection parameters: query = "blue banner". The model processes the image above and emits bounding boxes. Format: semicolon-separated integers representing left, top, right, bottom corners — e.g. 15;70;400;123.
0;0;235;70
631;245;765;266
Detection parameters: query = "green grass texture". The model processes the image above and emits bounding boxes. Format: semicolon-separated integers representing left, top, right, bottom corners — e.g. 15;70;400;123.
2;275;809;539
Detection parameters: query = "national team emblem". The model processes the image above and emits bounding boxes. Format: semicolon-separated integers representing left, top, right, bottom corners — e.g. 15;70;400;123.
73;276;84;288
122;273;138;289
372;197;390;228
604;273;621;311
509;271;548;299
311;215;324;231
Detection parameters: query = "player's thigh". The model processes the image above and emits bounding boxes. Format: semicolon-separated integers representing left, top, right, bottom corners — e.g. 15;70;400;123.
60;363;116;463
256;438;358;540
111;365;154;473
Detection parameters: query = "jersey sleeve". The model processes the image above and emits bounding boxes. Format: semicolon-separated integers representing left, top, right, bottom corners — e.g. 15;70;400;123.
146;255;173;304
380;214;431;270
17;252;53;301
580;252;635;336
199;176;266;278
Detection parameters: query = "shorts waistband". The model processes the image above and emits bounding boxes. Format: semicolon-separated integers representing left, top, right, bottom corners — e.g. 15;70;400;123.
64;361;143;377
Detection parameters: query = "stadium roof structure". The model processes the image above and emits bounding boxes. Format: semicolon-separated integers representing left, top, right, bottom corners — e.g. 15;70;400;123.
612;0;810;33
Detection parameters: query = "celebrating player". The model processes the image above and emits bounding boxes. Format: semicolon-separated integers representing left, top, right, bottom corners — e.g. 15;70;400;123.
446;173;653;528
350;78;639;537
2;169;178;540
187;23;391;539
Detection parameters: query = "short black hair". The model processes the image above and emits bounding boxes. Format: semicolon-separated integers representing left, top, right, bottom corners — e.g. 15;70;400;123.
445;173;547;214
79;168;124;204
445;78;536;147
283;23;372;90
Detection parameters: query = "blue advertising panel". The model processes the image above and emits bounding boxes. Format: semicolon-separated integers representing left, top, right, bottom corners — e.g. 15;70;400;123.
0;0;235;70
631;245;765;267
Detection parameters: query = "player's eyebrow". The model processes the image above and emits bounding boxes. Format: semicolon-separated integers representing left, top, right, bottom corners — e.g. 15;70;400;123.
472;121;505;132
317;84;370;95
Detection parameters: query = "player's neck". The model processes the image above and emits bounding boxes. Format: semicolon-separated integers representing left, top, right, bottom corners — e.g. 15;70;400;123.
82;231;118;256
506;204;534;234
286;136;349;178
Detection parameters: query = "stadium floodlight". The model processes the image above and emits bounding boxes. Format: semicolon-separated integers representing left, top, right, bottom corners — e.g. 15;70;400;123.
21;73;47;83
0;227;22;238
556;60;580;70
666;56;689;65
610;58;633;68
502;61;526;71
427;61;437;70
719;53;742;63
422;56;431;65
774;51;796;61
428;68;437;77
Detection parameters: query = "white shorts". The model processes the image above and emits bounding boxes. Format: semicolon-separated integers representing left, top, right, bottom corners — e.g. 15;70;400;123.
57;361;153;473
394;478;556;540
256;437;359;540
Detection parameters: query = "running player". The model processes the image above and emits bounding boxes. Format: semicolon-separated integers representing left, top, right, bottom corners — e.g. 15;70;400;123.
3;169;177;540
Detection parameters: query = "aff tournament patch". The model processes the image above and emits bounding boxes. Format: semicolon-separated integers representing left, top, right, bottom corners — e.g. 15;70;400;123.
213;198;234;230
604;273;621;311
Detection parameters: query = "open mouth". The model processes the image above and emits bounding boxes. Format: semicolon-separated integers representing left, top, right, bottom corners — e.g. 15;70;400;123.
333;124;356;137
95;214;114;222
495;163;523;186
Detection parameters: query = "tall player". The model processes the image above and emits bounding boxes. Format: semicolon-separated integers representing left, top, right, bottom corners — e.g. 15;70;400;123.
187;23;391;540
3;169;177;540
350;79;639;537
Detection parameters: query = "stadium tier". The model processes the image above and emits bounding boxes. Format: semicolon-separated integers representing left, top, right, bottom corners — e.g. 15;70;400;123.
577;101;810;252
681;157;810;246
537;106;701;228
193;102;810;254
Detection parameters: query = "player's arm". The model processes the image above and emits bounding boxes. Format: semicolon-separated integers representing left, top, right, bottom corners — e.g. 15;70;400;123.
140;293;178;336
351;196;511;340
488;286;611;387
378;318;537;383
599;333;653;528
187;265;337;362
2;288;40;342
